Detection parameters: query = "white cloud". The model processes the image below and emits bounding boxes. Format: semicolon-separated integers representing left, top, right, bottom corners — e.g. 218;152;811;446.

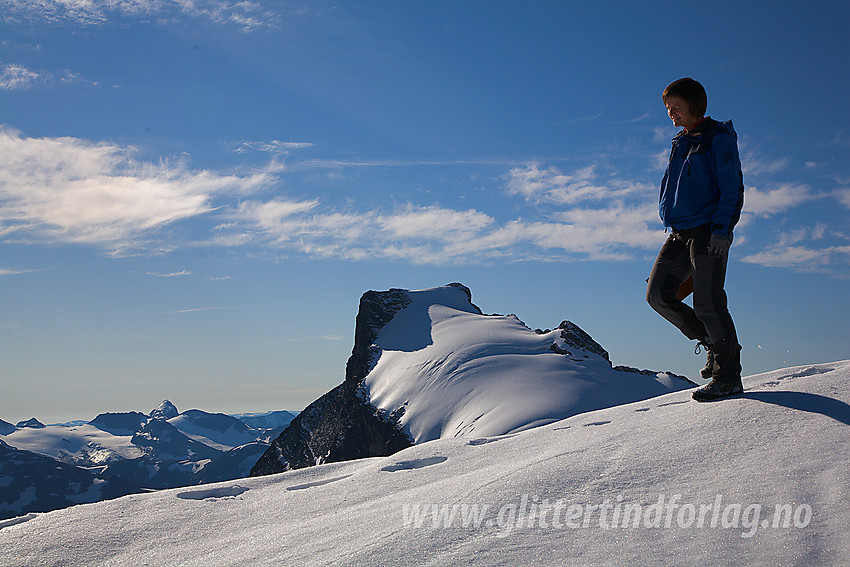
744;183;816;216
653;127;671;144
1;61;97;91
738;138;791;177
377;205;494;241
0;62;41;89
145;270;192;277
836;188;850;209
0;128;271;251
505;162;650;206
0;267;40;275
741;221;850;277
236;198;320;230
2;0;284;31
206;158;670;265
742;245;850;273
227;195;664;265
234;140;315;156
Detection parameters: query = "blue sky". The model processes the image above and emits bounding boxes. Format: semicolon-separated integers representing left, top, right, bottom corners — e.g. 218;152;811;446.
1;1;848;423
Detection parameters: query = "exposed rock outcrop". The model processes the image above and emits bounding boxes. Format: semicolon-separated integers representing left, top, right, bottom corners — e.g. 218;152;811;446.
250;285;433;476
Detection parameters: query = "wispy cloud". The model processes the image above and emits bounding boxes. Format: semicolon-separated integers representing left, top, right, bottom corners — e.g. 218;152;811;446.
221;161;666;264
615;107;653;124
0;267;40;275
740;222;850;278
743;183;818;216
505;162;652;205
145;270;192;277
742;244;850;277
234;140;315;156
162;306;231;314
0;61;95;90
1;0;287;31
0;127;271;253
3;127;847;272
738;138;798;177
0;62;39;89
836;188;850;209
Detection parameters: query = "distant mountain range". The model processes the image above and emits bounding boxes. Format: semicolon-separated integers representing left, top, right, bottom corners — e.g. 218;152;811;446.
0;403;296;520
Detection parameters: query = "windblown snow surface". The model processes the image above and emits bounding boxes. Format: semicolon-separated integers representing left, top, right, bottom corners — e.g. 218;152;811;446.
2;360;848;566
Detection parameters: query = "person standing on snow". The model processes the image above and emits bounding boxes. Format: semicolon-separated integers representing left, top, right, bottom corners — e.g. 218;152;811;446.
646;77;745;401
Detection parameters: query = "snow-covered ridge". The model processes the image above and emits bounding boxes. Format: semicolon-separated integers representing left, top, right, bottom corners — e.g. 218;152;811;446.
3;360;847;565
253;283;694;475
364;285;694;442
0;402;296;520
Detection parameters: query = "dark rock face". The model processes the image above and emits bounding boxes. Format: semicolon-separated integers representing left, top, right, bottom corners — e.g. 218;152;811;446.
556;320;611;363
345;288;413;386
251;285;440;476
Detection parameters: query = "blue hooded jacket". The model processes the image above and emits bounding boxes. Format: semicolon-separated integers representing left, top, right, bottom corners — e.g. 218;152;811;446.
659;118;744;237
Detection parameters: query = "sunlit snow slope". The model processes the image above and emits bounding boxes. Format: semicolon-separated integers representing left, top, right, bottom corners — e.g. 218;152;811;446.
3;361;847;566
363;285;693;441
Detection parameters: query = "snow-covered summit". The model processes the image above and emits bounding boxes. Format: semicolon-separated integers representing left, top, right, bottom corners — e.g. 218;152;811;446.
365;284;693;442
253;283;693;475
14;418;45;429
150;400;179;420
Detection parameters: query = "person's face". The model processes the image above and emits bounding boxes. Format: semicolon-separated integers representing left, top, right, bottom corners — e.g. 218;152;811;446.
664;96;700;131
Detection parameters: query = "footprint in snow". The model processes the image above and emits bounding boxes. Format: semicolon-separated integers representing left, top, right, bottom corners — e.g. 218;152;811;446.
657;400;690;407
381;456;448;472
467;434;517;446
0;513;39;529
286;474;352;491
177;485;249;500
583;421;611;427
758;366;835;389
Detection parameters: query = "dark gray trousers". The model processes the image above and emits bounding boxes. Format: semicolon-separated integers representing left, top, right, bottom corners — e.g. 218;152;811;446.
646;223;741;383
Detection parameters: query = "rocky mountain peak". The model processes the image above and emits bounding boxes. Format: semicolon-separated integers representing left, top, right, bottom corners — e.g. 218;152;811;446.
252;284;481;476
251;283;688;477
149;400;179;420
0;419;15;435
15;418;45;429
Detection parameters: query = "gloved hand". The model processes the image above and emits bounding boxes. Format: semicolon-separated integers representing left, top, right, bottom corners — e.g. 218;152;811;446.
708;234;731;258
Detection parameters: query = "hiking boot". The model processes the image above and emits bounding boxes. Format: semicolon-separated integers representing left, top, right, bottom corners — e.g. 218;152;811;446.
692;379;743;402
695;340;714;380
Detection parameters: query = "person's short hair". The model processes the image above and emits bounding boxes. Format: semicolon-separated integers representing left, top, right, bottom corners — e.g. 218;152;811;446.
662;78;707;118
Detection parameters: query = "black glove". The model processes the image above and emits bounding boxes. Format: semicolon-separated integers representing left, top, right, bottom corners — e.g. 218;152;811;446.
708;234;731;258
